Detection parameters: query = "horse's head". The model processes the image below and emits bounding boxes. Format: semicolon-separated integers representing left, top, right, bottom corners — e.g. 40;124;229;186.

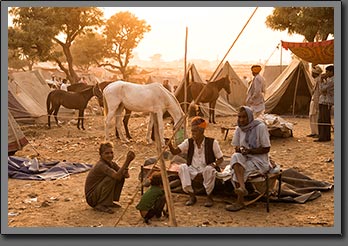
93;82;104;107
224;75;232;94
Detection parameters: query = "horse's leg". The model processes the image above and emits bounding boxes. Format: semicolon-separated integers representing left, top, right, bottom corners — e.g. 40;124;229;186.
79;109;85;130
123;109;132;139
115;105;129;143
47;107;54;129
146;114;154;144
105;107;117;141
53;106;61;127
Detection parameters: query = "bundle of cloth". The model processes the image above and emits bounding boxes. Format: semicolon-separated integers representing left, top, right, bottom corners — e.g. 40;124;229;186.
8;156;93;181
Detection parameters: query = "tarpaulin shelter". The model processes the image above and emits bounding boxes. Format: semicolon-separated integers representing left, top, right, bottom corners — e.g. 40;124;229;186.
281;39;334;65
8;110;28;155
265;57;315;115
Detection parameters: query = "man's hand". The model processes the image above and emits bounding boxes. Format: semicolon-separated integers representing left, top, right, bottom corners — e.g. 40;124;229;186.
126;151;135;162
164;138;171;146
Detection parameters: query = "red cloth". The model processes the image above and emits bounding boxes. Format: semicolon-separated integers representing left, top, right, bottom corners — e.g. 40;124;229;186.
281;39;334;65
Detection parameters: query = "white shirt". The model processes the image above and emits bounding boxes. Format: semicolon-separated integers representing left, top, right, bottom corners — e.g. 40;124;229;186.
246;73;266;112
178;138;223;172
60;83;68;91
232;123;270;166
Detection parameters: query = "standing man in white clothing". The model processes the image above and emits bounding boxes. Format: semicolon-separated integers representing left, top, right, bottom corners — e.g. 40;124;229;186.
246;65;266;119
307;65;323;138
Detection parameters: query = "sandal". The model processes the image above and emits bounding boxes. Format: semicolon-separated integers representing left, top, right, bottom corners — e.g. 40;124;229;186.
107;202;121;208
94;205;114;214
235;187;248;196
225;203;245;212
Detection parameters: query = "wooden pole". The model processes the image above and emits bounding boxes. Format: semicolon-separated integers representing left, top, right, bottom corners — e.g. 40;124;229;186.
292;64;301;115
209;7;258;82
152;113;177;227
183;27;188;139
280;41;283;74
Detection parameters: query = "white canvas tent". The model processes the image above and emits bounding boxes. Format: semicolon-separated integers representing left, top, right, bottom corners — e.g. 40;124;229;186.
262;65;288;88
265;58;315;115
8;70;74;123
212;61;247;109
8;71;51;123
175;63;236;117
8;110;28;155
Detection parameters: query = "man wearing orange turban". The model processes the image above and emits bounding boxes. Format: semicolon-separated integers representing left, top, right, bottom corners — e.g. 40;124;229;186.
166;116;224;207
246;64;266;119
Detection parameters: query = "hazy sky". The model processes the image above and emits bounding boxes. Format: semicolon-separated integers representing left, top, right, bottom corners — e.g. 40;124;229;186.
101;7;305;65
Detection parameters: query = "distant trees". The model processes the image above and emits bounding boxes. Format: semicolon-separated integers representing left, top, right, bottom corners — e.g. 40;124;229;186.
71;32;107;71
8;7;104;83
8;48;32;71
102;11;151;80
8;8;151;81
266;7;334;42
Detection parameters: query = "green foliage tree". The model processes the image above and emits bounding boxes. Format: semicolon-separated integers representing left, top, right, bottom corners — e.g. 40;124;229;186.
103;11;151;80
265;7;334;42
8;48;32;71
9;7;104;83
71;32;107;72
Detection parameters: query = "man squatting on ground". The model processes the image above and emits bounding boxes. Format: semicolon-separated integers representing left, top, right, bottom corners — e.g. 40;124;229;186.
85;142;135;214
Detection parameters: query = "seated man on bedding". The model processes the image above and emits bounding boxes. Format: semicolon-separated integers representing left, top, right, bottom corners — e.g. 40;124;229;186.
225;106;271;212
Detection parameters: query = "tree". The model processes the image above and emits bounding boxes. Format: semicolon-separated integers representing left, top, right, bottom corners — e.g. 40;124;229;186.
265;7;334;42
71;32;107;71
9;7;104;83
8;48;32;71
103;11;151;80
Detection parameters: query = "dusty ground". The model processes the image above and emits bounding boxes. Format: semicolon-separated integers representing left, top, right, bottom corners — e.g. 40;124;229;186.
7;106;335;229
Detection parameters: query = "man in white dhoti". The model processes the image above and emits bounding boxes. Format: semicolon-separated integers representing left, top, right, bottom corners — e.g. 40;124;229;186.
246;65;266;119
225;106;271;212
166;116;224;207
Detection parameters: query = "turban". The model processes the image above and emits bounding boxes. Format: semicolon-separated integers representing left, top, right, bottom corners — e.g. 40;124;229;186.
251;65;262;74
312;65;323;75
191;116;207;129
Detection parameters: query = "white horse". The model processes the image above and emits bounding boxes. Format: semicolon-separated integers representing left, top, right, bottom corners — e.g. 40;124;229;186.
103;81;185;145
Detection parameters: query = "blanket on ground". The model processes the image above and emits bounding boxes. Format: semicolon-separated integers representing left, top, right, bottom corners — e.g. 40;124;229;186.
8;156;93;181
140;157;333;204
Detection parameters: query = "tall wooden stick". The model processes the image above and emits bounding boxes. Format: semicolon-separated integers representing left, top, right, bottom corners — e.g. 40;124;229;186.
209;7;258;82
153;113;177;227
183;27;188;139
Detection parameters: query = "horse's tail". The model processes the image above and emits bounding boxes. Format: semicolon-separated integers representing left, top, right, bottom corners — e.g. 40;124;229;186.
46;91;53;114
103;94;108;117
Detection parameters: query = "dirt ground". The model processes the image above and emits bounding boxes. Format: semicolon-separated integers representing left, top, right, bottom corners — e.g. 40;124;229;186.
7;106;335;229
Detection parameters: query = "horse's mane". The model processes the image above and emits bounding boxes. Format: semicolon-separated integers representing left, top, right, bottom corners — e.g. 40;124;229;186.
157;83;182;107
